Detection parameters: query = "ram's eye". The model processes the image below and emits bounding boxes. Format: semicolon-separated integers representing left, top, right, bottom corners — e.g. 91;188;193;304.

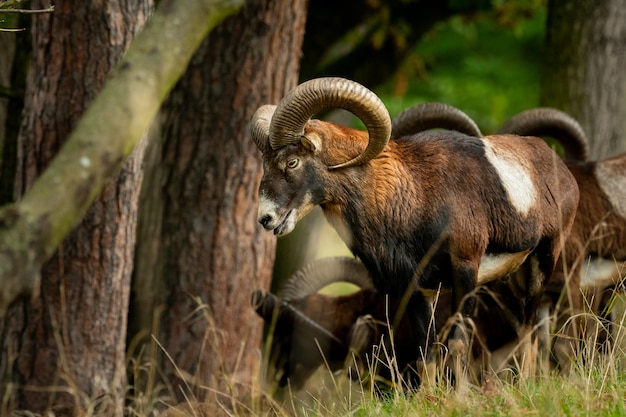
286;158;300;169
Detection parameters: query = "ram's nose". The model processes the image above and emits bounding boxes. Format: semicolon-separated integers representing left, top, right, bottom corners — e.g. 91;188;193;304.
258;214;273;229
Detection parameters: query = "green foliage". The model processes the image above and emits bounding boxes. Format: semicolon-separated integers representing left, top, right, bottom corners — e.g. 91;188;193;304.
376;3;547;134
305;367;626;417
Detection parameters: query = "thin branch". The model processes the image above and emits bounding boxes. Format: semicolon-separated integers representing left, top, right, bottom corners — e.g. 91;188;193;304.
0;6;54;13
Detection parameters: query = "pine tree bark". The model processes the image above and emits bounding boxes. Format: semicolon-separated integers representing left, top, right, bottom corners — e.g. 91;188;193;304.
542;0;626;158
0;0;152;414
130;0;308;403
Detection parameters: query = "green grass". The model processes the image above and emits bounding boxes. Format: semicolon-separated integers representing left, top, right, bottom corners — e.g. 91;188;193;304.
258;343;626;417
252;359;626;417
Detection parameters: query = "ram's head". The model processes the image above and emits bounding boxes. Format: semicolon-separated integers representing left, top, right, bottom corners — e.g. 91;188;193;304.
250;78;392;236
251;257;378;390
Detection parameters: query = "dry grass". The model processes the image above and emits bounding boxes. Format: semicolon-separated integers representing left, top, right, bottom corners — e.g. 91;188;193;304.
144;292;626;417
5;291;626;416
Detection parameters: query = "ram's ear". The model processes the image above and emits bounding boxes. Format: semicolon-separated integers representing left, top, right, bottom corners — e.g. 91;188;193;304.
301;132;322;153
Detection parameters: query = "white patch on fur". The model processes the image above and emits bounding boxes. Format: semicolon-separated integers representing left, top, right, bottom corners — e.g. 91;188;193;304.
477;250;531;284
483;140;537;216
257;194;296;235
257;192;317;236
596;162;626;219
257;194;279;224
580;257;626;290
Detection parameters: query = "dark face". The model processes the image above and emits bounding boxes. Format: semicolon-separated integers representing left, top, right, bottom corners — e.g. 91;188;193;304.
253;289;364;391
256;142;326;236
256;298;347;391
268;323;341;390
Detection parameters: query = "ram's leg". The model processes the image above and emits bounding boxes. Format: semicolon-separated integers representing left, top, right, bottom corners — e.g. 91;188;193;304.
550;238;585;373
447;264;477;390
594;287;616;354
407;292;437;389
549;280;579;374
520;239;561;376
535;297;553;374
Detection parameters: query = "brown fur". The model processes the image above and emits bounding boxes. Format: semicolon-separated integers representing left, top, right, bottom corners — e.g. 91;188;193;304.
569;159;626;258
258;118;579;385
252;281;526;390
253;285;437;390
547;154;626;368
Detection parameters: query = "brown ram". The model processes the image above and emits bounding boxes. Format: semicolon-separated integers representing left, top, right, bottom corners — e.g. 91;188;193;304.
394;105;625;369
252;257;378;390
252;102;487;390
251;77;579;384
498;108;626;367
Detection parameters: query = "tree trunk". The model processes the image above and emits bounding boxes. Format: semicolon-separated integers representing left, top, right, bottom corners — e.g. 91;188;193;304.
130;0;308;404
542;0;626;158
0;0;152;414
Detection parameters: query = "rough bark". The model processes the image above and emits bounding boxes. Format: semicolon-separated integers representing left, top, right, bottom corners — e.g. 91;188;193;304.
0;1;152;414
130;0;307;403
542;0;626;158
0;0;244;414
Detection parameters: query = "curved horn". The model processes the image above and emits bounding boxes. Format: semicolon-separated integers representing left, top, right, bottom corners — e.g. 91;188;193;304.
250;105;277;153
281;257;373;302
392;102;483;138
251;290;344;346
268;77;391;169
497;107;589;161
